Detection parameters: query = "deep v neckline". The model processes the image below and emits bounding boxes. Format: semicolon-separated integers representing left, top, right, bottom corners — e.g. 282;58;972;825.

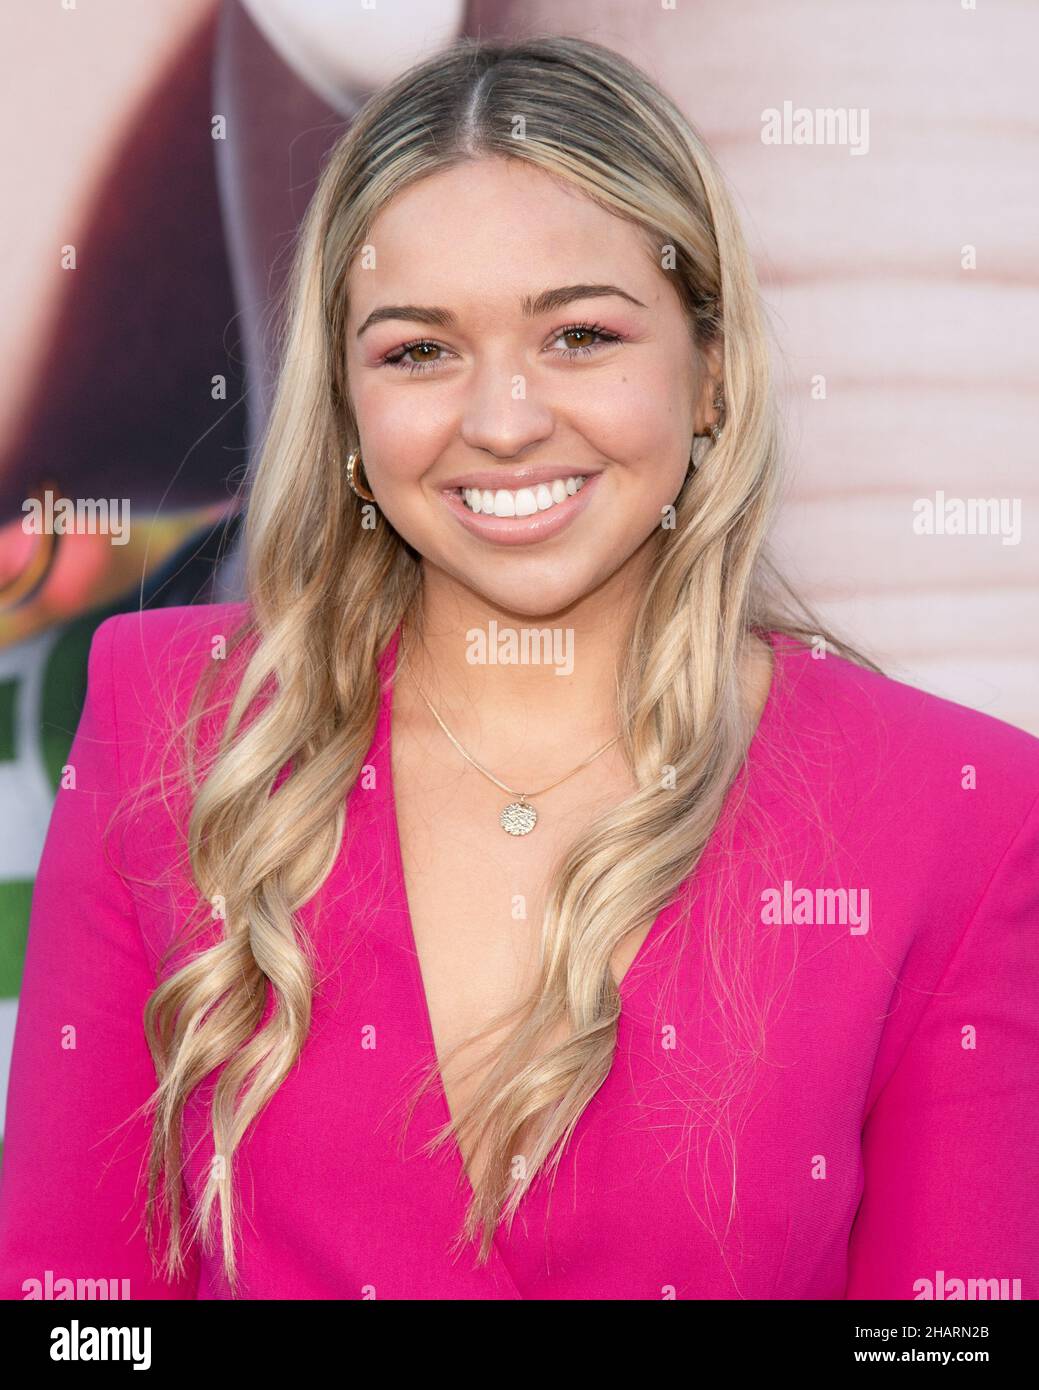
374;623;787;1200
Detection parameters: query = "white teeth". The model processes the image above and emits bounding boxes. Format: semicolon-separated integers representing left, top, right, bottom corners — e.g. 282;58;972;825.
461;476;587;516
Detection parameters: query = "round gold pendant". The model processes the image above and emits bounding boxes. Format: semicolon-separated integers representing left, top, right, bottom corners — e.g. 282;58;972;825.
500;800;537;836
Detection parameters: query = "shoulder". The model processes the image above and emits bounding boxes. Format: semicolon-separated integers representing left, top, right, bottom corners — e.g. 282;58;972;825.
88;600;255;778
91;600;253;706
764;629;1039;842
771;631;1039;771
92;601;253;675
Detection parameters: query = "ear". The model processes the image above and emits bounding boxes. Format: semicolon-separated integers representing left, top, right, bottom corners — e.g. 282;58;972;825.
694;337;725;431
703;336;724;384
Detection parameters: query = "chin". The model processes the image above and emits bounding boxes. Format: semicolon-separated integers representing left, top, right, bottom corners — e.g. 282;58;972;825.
458;573;597;623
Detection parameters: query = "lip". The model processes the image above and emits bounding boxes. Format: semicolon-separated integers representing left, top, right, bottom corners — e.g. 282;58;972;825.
439;471;602;547
439;464;601;491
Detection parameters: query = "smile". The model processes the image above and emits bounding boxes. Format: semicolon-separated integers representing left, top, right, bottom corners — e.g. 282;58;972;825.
439;471;602;547
461;475;586;516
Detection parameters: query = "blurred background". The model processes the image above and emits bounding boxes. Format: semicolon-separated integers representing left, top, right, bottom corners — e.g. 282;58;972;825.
0;0;1036;1152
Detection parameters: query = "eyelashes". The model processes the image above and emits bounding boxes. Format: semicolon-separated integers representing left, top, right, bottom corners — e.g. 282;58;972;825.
381;322;623;375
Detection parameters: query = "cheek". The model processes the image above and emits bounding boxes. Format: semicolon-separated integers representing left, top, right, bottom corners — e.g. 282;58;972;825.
349;376;449;484
580;367;691;484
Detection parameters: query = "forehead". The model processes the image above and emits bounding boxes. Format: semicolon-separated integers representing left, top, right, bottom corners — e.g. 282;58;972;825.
346;158;662;315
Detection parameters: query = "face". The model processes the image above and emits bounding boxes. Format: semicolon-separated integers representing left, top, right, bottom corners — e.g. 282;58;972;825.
343;156;720;619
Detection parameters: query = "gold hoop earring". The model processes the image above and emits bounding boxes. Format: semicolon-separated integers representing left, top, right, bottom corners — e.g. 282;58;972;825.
710;387;726;443
346;449;376;503
689;388;726;473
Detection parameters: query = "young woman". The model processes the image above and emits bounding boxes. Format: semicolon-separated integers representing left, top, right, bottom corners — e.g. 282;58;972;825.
1;35;1036;1302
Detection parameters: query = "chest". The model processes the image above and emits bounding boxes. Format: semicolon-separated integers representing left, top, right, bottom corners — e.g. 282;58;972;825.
190;830;871;1298
389;727;652;1137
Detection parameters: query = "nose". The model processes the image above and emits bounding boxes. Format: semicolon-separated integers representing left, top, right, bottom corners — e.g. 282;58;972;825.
458;356;555;459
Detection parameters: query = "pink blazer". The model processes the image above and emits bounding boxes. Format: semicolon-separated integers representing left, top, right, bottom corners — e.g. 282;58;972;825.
1;603;1037;1299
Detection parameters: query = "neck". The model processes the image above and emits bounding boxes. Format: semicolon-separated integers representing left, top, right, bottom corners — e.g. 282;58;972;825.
395;547;654;765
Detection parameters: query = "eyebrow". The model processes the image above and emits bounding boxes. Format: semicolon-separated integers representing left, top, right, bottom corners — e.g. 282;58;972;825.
355;284;646;337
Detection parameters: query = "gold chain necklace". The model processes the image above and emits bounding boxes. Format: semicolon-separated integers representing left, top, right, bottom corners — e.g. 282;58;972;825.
399;625;621;835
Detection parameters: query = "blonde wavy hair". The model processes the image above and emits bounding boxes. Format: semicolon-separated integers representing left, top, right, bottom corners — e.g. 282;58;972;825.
127;34;882;1295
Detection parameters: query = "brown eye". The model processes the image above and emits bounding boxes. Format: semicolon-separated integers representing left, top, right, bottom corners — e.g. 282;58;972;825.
553;323;622;358
385;340;448;373
405;343;440;363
